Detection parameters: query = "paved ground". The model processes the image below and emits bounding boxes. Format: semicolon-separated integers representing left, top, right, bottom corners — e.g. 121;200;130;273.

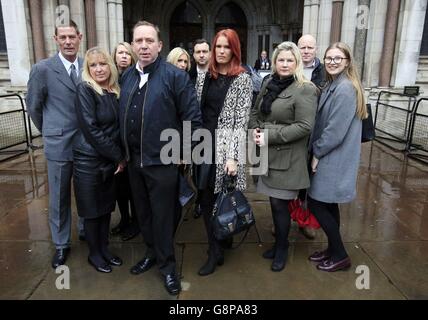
1;140;428;300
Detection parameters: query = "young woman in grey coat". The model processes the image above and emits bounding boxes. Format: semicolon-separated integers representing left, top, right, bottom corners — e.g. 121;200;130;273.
307;42;368;272
249;42;317;272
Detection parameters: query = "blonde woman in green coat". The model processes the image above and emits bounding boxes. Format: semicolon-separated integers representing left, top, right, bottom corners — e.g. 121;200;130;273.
249;42;317;272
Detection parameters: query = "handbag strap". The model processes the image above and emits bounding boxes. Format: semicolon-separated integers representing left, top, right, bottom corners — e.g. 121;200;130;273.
228;228;251;250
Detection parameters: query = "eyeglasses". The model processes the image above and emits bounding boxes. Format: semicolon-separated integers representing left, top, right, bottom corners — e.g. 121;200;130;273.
324;57;348;64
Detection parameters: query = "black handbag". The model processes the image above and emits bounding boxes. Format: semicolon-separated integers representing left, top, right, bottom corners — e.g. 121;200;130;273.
361;103;375;143
211;176;255;242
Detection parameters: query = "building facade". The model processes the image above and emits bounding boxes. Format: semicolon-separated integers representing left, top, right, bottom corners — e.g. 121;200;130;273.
0;0;427;95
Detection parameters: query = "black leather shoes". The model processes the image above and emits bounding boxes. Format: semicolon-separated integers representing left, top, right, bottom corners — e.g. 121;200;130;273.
262;247;275;259
164;273;181;295
130;257;156;275
308;250;331;262
106;256;123;266
316;257;351;272
51;248;70;269
88;257;112;273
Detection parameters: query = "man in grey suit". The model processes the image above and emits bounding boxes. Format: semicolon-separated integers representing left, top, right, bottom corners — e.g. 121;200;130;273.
26;20;84;268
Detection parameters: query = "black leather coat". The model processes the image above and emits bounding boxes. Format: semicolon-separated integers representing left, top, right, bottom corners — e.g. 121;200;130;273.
73;82;123;218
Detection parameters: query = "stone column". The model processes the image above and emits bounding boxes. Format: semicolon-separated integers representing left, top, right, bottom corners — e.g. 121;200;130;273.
354;0;371;80
1;0;31;86
310;0;320;35
28;0;46;62
42;0;58;57
394;0;428;87
108;0;118;52
85;0;97;49
70;0;87;55
303;0;311;34
379;0;400;87
341;0;359;51
330;0;344;43
318;0;333;56
95;0;109;51
303;0;320;35
116;0;124;43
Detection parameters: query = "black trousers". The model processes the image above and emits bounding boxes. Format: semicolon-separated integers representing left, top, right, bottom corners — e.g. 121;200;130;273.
307;196;347;261
128;161;179;276
115;167;136;224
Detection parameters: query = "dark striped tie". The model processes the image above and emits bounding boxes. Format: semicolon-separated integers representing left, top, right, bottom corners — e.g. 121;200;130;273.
70;64;78;86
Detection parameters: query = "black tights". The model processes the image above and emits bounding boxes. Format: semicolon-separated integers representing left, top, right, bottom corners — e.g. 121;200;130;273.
308;197;347;261
269;197;291;250
84;213;114;265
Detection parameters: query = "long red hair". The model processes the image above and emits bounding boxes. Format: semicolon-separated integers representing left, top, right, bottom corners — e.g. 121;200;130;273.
209;28;245;79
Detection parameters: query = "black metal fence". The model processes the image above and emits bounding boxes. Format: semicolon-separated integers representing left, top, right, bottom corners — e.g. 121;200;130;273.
0;93;40;161
407;98;428;163
373;91;417;151
373;92;428;164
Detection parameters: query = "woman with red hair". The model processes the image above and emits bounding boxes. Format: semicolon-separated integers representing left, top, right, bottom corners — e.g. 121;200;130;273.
195;29;253;276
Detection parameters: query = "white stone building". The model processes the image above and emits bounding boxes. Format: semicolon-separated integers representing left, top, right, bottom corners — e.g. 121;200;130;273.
0;0;427;95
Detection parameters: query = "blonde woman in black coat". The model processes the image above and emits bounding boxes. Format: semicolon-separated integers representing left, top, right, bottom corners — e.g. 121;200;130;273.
73;47;125;273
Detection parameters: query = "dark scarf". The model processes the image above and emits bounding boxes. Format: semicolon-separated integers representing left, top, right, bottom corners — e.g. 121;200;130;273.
260;74;295;115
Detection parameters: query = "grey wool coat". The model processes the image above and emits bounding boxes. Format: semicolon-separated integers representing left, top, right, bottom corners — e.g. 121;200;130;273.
248;78;317;190
308;73;362;204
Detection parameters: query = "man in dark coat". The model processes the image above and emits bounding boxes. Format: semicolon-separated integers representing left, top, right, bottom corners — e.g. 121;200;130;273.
298;34;326;89
119;21;202;295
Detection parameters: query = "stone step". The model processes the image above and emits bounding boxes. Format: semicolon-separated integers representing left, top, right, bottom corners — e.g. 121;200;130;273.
0;68;10;79
417;57;428;82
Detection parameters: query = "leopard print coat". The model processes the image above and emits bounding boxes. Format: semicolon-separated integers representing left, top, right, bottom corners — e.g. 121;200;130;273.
196;71;253;193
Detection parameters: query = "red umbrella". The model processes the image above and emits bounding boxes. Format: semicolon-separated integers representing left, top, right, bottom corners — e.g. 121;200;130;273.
288;199;320;229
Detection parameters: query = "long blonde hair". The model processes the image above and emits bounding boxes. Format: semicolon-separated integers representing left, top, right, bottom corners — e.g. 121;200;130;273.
271;41;312;87
166;47;191;71
82;47;120;98
324;42;367;119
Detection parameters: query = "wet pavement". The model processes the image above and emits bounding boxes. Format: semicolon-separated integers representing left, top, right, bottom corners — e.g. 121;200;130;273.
1;139;428;300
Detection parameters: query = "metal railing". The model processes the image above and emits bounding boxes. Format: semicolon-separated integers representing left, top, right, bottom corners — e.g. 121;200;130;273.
407;98;428;163
0;93;41;161
0;93;30;160
373;91;417;151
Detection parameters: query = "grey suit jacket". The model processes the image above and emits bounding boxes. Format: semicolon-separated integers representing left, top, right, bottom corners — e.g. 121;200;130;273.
308;73;362;203
26;54;83;161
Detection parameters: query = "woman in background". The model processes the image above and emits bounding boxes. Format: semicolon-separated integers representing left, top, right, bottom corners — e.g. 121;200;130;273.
110;42;139;241
167;47;191;71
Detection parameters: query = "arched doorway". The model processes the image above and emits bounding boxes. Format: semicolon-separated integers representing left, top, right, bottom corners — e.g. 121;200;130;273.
169;1;203;54
215;2;247;63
